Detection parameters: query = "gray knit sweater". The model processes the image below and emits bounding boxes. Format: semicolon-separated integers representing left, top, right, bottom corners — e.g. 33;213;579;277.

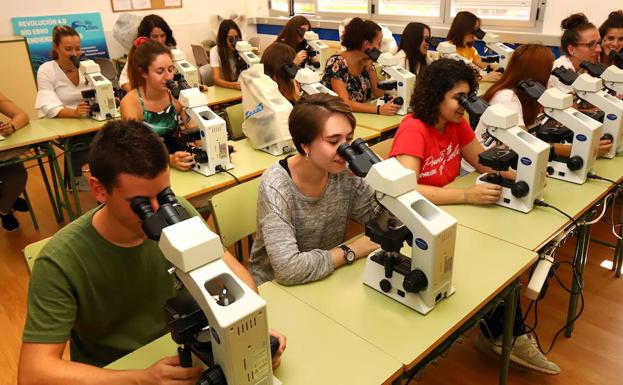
248;162;377;286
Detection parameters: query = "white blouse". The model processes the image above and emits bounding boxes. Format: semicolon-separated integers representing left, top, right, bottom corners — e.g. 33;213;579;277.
548;55;575;94
35;61;90;118
119;61;129;88
210;45;238;79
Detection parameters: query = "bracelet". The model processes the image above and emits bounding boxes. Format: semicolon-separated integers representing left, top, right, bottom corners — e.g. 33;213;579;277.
376;105;380;115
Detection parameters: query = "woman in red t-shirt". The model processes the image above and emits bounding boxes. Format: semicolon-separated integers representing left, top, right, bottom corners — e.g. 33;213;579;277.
390;58;510;205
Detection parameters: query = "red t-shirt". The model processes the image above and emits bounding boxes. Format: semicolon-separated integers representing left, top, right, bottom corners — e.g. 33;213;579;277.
389;115;475;187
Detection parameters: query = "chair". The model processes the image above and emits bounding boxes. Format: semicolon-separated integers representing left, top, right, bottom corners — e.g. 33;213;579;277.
248;36;261;52
198;64;214;86
92;57;120;89
23;237;50;273
369;138;394;160
224;103;245;140
210;178;261;261
191;44;209;67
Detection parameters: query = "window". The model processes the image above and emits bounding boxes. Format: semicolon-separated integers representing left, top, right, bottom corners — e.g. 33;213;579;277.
378;0;442;18
269;0;290;13
317;0;369;14
447;0;542;27
294;0;315;14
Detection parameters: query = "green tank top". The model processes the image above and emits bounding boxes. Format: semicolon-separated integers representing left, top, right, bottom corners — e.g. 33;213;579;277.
137;88;179;136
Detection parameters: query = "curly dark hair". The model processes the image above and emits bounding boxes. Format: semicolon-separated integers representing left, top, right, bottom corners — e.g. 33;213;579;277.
410;59;478;126
138;14;177;47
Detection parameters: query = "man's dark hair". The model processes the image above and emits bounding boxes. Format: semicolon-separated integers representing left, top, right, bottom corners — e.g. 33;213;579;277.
411;59;478;126
88;120;169;192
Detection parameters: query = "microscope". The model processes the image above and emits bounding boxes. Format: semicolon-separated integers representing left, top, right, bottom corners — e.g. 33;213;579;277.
283;64;337;96
460;94;550;213
375;52;415;116
518;79;601;184
73;56;120;121
436;41;473;65
474;28;514;70
239;64;294;156
338;139;457;314
580;55;623;97
235;40;261;72
301;31;330;74
131;189;281;385
551;64;623;158
171;48;201;89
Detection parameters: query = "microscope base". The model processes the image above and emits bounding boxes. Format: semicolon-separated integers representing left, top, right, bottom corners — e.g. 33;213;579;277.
89;111;120;121
192;161;234;177
258;140;295;156
546;160;589;184
476;173;538;213
362;250;455;315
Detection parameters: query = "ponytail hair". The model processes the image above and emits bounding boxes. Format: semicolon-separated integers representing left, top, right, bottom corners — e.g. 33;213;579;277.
51;25;80;60
560;13;595;56
341;18;381;51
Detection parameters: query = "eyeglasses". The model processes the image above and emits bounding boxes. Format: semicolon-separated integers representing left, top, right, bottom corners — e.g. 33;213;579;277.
423;37;430;44
576;40;601;50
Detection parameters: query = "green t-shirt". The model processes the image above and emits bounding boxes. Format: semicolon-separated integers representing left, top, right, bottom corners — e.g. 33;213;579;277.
23;197;200;367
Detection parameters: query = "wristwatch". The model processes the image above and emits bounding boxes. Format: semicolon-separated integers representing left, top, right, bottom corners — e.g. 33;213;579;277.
339;245;356;265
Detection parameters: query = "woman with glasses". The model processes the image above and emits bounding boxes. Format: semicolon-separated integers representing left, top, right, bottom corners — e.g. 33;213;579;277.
599;10;623;66
211;19;243;89
549;13;602;93
395;22;432;76
276;15;313;66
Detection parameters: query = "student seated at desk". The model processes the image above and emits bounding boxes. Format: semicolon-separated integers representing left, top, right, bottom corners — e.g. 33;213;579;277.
275;15;312;66
211;19;243;90
599;11;623;67
261;42;301;104
0;91;30;231
321;18;400;116
120;39;194;171
395;22;432;76
18;120;285;384
34;25;91;191
446;11;502;82
119;14;177;93
390;59;560;375
548;13;602;93
248;94;379;286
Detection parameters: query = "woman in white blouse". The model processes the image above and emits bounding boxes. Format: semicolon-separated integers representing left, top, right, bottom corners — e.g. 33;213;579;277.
395;22;432;76
211;19;243;89
35;25;91;190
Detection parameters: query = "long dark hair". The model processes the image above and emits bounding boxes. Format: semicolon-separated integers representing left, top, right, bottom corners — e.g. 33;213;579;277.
560;13;595;56
599;10;623;64
276;15;311;50
137;14;177;47
217;19;242;82
447;11;480;48
261;42;297;102
398;22;430;74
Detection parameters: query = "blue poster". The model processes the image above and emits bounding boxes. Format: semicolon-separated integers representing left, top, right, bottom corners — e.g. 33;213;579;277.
12;12;109;74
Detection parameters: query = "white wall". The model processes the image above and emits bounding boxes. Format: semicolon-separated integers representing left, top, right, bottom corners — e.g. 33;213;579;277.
541;1;617;35
1;0;259;65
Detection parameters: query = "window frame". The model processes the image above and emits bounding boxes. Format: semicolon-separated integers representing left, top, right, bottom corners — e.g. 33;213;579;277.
314;0;373;19
268;0;292;17
444;0;545;29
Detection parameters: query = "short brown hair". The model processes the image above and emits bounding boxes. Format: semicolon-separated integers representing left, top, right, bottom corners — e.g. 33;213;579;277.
51;25;80;60
89;120;169;192
447;11;480;48
341;18;381;51
127;40;172;89
289;94;356;155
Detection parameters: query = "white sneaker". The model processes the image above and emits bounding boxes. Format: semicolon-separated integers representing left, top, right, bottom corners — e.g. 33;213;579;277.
75;175;91;192
474;332;561;375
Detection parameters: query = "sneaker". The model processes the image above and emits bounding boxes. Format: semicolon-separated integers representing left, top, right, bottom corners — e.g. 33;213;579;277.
474;332;560;375
75;175;91;192
12;197;29;212
1;212;19;231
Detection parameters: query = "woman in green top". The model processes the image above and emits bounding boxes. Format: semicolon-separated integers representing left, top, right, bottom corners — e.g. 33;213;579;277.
120;38;194;171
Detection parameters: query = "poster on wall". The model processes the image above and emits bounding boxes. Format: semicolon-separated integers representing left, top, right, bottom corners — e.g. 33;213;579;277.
11;12;109;75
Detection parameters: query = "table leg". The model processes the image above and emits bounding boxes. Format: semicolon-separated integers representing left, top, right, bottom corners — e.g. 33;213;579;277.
63;140;82;218
499;277;519;385
565;221;591;337
34;144;63;222
615;196;623;278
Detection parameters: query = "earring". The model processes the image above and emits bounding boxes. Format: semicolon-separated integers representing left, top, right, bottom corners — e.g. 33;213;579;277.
305;152;309;160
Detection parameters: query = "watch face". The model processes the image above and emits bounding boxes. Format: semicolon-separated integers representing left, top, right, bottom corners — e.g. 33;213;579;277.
346;251;355;263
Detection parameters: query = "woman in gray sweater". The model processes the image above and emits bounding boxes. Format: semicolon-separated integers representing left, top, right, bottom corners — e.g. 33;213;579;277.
249;94;380;285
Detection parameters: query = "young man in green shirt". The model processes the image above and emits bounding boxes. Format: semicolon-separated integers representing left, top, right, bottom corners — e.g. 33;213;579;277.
18;120;285;384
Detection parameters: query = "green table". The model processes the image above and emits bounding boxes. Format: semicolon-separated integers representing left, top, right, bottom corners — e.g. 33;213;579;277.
205;86;242;107
353;112;403;137
276;227;536;385
106;282;403;385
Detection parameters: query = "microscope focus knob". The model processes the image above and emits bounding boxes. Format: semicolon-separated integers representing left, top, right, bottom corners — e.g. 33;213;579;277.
567;156;583;171
380;279;392;293
197;365;227;385
403;269;428;293
602;133;614;143
511;181;529;198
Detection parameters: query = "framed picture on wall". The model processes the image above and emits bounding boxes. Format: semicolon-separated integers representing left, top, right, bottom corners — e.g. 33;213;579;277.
111;0;183;12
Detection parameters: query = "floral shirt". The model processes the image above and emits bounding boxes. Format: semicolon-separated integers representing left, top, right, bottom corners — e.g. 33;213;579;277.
321;55;372;103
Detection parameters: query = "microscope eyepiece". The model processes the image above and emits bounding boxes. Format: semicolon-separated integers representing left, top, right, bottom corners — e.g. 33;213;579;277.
131;197;155;221
580;60;607;77
517;79;546;100
337;142;357;162
609;49;623;69
474;28;486;40
282;63;299;79
365;48;381;62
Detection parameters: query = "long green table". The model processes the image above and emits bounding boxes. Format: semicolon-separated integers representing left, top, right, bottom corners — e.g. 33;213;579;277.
205;86;242;107
106;282;403;385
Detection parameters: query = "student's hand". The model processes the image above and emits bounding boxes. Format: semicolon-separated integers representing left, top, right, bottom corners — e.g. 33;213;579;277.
348;236;380;259
170;151;195;171
269;328;287;369
598;138;614;157
294;50;307;65
0;122;15;136
483;71;502;82
143;355;203;385
73;101;91;118
379;100;400;116
464;184;502;205
233;81;241;90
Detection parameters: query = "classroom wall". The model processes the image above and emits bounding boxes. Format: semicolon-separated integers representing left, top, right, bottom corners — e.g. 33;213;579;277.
0;0;258;65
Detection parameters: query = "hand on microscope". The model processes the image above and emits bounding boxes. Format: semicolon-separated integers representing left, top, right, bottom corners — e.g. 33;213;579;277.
598;138;614;157
170;151;195;171
142;354;203;385
72;101;91;118
464;183;502;205
294;50;308;66
269;328;287;369
379;98;401;115
481;70;502;82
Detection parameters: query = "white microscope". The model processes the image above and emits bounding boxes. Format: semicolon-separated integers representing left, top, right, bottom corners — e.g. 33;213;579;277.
177;87;234;176
75;57;120;121
518;79;601;184
239;64;294;156
235;40;261;72
301;31;330;74
436;41;472;65
338;139;457;315
375;52;416;116
131;189;281;385
288;65;336;96
474;28;514;70
551;64;623;159
580;59;623;100
460;95;550;213
171;48;201;89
